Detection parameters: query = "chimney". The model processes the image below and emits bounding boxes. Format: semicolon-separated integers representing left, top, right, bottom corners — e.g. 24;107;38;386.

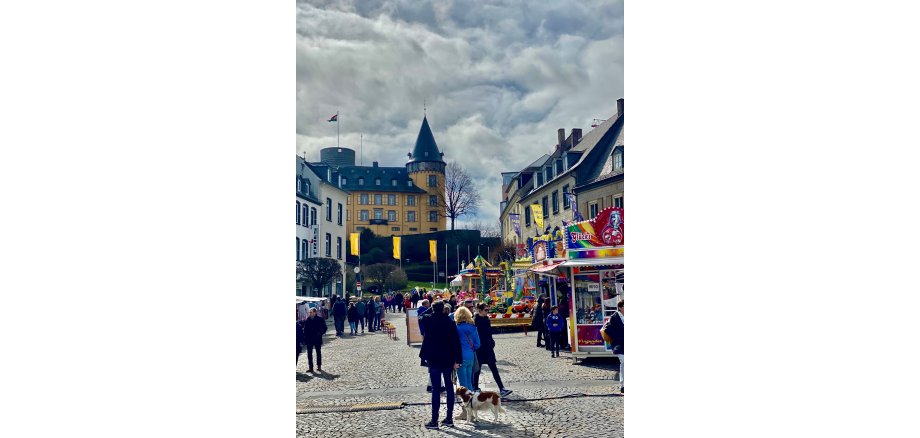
571;128;582;146
557;129;566;147
372;161;379;167
617;98;624;117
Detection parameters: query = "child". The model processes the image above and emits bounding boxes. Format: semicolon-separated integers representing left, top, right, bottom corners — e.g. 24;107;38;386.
545;305;565;358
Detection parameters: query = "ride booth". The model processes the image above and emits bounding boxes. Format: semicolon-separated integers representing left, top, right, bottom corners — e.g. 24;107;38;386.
457;255;534;327
559;207;624;364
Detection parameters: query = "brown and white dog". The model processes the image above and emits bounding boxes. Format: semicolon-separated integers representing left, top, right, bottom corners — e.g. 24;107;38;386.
454;386;506;423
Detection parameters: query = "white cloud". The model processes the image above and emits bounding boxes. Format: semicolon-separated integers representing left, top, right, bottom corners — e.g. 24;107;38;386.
297;0;623;226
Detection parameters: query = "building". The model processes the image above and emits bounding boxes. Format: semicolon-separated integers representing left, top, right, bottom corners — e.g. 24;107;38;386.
296;156;349;297
312;116;447;238
499;99;624;243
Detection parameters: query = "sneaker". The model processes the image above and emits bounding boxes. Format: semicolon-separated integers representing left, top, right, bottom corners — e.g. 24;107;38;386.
424;421;439;430
307;368;314;373
441;419;454;427
426;385;432;393
500;389;513;397
620;387;624;394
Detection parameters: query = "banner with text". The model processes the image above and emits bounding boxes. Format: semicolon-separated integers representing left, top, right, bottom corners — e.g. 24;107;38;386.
566;206;624;249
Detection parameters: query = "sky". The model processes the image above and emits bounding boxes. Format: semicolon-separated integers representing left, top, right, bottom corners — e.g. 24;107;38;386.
297;0;623;228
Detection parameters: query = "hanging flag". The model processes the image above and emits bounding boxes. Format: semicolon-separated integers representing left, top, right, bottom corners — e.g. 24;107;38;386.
392;236;401;260
350;232;360;256
509;213;521;238
327;113;338;122
531;203;544;232
565;192;584;222
429;240;438;262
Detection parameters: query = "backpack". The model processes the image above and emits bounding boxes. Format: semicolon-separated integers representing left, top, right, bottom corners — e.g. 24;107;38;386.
600;316;614;344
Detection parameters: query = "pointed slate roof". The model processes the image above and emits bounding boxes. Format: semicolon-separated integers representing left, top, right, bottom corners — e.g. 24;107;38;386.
407;116;445;164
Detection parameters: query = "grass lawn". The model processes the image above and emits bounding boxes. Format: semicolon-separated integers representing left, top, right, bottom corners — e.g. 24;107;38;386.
406;280;448;290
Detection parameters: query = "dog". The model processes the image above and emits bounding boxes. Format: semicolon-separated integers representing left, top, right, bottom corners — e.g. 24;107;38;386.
454;386;506;423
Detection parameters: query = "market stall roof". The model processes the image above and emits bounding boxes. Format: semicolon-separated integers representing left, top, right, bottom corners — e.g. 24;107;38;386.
560;257;624;267
450;275;462;286
531;260;564;273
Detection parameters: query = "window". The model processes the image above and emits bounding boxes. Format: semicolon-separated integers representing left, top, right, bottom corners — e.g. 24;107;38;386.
542;196;549;218
347;212;351;221
326;198;332;221
360;194;368;205
545;166;553;182
358;177;364;185
325;233;331;257
303;204;308;226
388;210;397;222
525;206;531;226
302;239;308;260
296;237;300;260
615;196;623;208
428;175;437;187
407;211;416;222
297;179;301;192
430;228;437;231
409;227;418;231
429;211;437;222
391;226;400;232
337;203;343;225
388;194;396;205
613;150;623;171
305;180;311;195
374;194;382;205
374;209;383;220
407;195;416;206
342;177;347;186
391;179;397;186
310;207;317;226
407;180;413;187
296;201;301;224
360;210;369;221
429;195;437;206
536;172;543;187
357;226;366;231
375;178;381;186
556;159;563;175
336;237;342;259
589;202;599;218
563;185;571;209
552;191;559;214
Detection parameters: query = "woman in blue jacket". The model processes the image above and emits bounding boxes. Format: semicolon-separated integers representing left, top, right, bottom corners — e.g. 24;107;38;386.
454;307;481;391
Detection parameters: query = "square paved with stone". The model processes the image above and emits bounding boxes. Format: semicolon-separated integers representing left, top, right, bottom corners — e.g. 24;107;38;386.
296;310;623;437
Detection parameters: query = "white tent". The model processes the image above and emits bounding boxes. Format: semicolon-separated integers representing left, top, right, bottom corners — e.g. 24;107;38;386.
450;275;463;286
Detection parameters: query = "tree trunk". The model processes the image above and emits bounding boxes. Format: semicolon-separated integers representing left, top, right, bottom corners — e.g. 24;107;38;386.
450;216;455;230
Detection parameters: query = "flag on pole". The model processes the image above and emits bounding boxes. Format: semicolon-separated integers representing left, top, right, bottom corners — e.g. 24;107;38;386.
429;240;437;263
392;236;401;260
509;213;521;238
350;233;360;256
531;203;544;232
564;192;584;221
327;113;338;122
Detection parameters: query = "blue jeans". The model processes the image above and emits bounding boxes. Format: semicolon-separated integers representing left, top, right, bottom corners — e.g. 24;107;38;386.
457;358;474;390
349;321;357;334
428;365;455;423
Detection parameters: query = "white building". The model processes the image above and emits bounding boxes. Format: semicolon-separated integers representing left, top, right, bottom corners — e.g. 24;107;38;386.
297;156;349;297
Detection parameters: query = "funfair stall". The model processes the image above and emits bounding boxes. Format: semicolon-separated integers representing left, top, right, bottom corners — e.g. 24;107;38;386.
560;207;624;363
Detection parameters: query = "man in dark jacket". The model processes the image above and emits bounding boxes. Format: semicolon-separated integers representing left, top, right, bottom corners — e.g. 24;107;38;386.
603;300;624;394
332;298;346;336
473;303;512;397
303;308;327;372
411;290;420;308
419;300;462;430
395;292;404;313
364;298;375;332
355;299;366;334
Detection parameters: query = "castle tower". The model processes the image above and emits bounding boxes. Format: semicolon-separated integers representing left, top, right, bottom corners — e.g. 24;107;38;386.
406;116;447;232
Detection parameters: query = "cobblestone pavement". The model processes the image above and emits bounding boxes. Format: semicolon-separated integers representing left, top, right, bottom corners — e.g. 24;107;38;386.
297;311;623;437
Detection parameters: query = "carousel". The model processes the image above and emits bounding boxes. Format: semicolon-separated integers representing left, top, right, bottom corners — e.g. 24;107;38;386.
455;255;534;327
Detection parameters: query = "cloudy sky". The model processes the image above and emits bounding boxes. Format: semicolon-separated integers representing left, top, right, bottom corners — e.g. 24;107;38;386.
297;0;623;228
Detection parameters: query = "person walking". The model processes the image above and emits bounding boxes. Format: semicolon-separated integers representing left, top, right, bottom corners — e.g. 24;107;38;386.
602;300;625;394
364;297;375;332
411;290;420;308
531;296;546;348
540;301;551;350
419;300;462;430
355;298;366;334
296;318;305;365
303;308;327;373
454;307;480;392
545;305;565;357
346;302;359;335
473;303;512;397
332;297;346;336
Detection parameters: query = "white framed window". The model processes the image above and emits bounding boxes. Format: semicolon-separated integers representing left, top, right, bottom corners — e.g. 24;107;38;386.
615;196;623;208
388;194;396;205
613;151;623;171
589;202;599;218
360;210;369;221
358;177;364;185
388;210;397;221
374;209;383;220
360;194;368;205
303;204;308;226
391;179;397;186
337;203;343;225
325;233;331;257
374;194;382;205
428;175;437;187
407;195;416;206
429;211;437;222
375;178;381;186
407;211;416;222
296;201;301;224
562;185;571;209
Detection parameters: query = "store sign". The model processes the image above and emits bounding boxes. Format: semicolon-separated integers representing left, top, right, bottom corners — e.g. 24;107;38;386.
576;325;604;346
311;225;319;257
565;207;624;249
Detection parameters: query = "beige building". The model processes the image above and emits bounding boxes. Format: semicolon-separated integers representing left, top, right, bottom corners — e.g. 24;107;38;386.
499;99;624;243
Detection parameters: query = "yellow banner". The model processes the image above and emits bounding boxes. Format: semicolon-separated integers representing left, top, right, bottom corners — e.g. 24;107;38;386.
429;240;437;263
531;203;544;231
350;233;360;256
393;236;401;260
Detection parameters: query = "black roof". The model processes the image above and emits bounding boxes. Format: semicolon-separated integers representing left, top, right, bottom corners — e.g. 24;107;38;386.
574;114;624;187
296;156;323;204
337;165;427;193
407;116;445;164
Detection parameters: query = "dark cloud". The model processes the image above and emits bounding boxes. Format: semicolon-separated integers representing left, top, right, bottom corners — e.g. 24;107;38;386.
297;0;623;227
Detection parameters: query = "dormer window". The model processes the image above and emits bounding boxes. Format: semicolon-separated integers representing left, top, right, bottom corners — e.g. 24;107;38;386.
556;159;563;174
305;180;311;195
358;177;364;185
342;177;347;186
392;179;397;186
613;150;623;171
375;178;381;186
407;180;413;186
297;179;301;191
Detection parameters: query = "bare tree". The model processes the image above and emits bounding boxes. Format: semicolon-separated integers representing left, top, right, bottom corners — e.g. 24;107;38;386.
297;258;342;298
442;162;481;230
